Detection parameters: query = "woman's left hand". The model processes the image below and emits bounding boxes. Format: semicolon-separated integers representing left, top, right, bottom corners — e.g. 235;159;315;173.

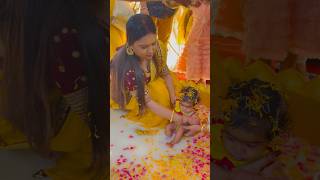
183;125;201;137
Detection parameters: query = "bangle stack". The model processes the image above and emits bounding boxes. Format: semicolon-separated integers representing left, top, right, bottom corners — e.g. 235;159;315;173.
145;88;151;103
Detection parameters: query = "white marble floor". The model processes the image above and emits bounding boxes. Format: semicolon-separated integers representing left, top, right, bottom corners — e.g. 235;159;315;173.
0;108;204;180
110;109;188;164
110;109;210;179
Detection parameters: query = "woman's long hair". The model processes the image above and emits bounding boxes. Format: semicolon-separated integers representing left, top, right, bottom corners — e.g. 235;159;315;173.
111;14;161;114
0;0;107;173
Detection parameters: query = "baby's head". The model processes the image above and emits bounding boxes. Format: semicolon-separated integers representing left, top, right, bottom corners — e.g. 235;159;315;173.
179;86;200;116
222;79;289;162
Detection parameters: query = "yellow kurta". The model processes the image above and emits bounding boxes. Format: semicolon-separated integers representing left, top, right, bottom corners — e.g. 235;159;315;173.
110;25;126;59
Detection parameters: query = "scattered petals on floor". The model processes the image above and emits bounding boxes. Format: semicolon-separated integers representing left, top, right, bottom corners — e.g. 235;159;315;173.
111;130;210;180
278;137;320;179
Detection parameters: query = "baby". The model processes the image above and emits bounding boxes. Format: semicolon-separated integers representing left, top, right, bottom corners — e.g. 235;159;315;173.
165;86;208;147
212;79;291;179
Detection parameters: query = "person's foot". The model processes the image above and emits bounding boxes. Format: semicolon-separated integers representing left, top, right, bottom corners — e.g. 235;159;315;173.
165;130;171;137
166;142;174;148
165;129;173;137
165;126;174;137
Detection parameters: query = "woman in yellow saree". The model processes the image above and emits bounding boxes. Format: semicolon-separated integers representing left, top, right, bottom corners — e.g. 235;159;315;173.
110;14;198;129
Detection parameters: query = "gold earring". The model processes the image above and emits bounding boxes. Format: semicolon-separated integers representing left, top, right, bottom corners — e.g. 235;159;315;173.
155;40;162;59
126;44;134;55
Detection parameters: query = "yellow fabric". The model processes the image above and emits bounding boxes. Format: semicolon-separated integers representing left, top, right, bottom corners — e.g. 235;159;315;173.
214;56;320;146
152;14;175;47
111;1;135;33
0;90;101;180
0;113;99;179
110;0;114;17
176;7;193;45
110;25;126;59
110;0;133;59
110;0;115;17
243;61;276;84
110;40;172;128
0;111;100;180
110;48;178;128
0;80;27;148
0;117;27;149
111;77;173;128
45;113;103;180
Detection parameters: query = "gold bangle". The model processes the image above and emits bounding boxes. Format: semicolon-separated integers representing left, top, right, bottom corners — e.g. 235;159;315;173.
144;88;149;95
170;110;174;123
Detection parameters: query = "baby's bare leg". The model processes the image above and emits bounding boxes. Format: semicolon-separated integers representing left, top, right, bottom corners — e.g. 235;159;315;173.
165;123;176;137
169;126;185;145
